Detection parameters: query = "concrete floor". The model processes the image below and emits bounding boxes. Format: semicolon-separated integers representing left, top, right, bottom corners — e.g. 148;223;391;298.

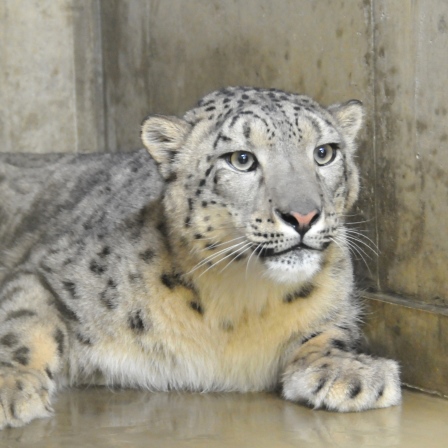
1;388;447;447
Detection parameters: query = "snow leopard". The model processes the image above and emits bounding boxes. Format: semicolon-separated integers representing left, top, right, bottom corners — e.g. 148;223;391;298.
0;86;401;428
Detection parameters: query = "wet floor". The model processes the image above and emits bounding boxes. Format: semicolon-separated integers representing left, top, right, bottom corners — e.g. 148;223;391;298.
2;388;447;447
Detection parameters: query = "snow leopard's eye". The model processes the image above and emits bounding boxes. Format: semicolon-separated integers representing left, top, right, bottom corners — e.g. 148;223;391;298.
227;151;258;172
313;144;338;166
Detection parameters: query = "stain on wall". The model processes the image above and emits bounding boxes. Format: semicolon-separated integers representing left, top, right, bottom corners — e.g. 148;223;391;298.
373;0;448;305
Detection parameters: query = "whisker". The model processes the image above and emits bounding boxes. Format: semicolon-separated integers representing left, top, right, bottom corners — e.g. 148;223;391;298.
196;235;246;252
218;243;253;274
196;243;249;279
333;235;373;275
343;233;379;257
344;229;379;249
246;243;262;278
344;220;375;226
187;240;248;275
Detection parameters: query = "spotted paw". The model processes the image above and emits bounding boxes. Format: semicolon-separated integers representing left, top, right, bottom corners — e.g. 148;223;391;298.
0;366;55;429
282;352;401;412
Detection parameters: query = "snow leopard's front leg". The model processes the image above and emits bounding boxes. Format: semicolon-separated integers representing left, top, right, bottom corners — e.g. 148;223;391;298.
281;328;401;412
0;272;69;429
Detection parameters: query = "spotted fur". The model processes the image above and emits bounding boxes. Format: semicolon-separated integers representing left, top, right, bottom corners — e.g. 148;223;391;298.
0;87;400;428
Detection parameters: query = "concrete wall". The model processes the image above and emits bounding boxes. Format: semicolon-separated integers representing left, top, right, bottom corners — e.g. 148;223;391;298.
1;0;447;394
0;0;105;154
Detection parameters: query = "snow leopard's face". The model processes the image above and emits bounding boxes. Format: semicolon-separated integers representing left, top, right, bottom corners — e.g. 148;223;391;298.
142;87;363;284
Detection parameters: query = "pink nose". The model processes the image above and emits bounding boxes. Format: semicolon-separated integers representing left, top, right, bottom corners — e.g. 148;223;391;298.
290;210;319;229
276;209;320;236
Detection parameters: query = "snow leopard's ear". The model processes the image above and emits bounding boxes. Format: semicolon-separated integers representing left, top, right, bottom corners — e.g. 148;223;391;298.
141;115;192;179
327;100;364;142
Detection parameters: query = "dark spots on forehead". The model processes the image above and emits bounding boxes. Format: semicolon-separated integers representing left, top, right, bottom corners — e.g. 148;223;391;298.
6;309;37;321
243;123;251;139
184;216;191;227
194;233;204;240
13;346;30;366
188;198;194;211
201;201;208;208
198;98;215;107
199;179;206;187
229;114;241;128
213;132;232;149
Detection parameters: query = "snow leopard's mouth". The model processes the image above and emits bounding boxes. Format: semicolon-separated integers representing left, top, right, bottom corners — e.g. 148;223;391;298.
256;242;330;258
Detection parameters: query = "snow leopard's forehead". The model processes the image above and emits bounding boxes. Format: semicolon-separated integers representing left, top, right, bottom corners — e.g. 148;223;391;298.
183;86;331;126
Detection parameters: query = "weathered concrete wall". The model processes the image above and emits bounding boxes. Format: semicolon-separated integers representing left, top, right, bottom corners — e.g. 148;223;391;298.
0;0;105;154
373;0;448;306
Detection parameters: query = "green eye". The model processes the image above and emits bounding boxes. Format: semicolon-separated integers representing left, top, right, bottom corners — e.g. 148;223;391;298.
228;151;258;172
313;144;338;166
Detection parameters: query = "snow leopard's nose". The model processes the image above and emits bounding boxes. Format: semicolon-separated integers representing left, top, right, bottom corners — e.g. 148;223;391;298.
277;209;320;237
